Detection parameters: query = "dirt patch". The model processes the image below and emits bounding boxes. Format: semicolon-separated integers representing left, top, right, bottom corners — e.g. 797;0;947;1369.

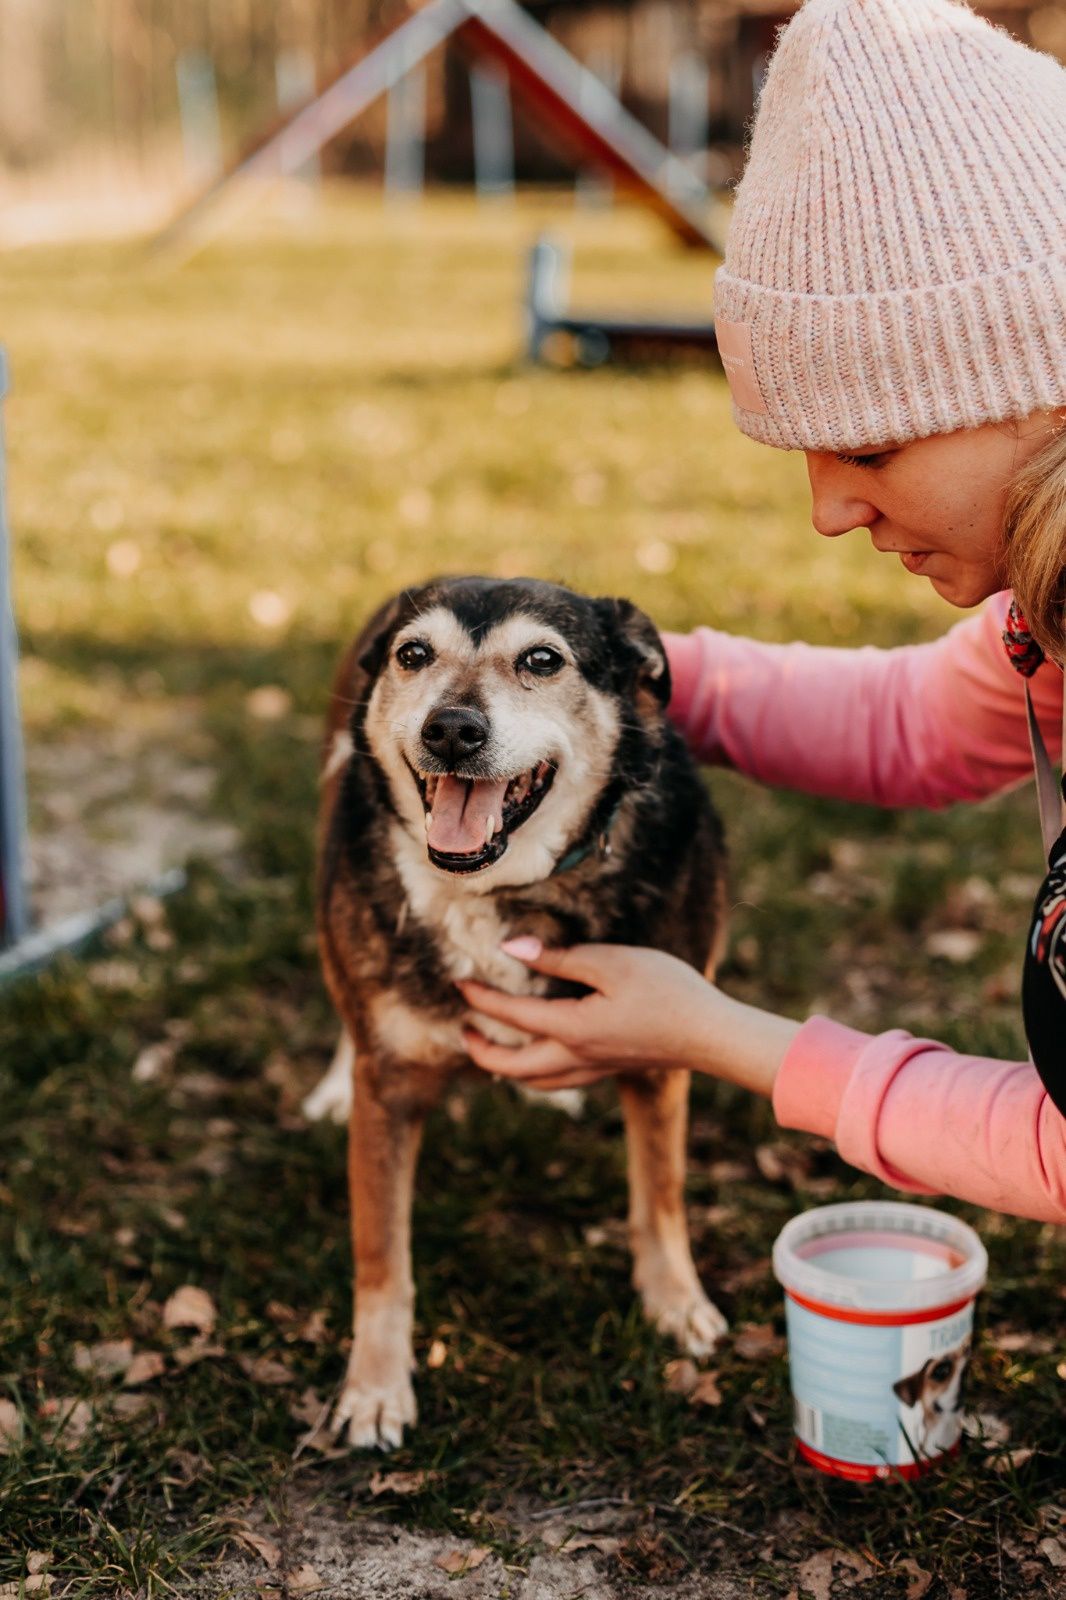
182;1504;756;1600
23;711;239;930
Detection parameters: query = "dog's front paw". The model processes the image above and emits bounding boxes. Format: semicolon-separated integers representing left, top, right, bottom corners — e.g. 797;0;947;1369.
331;1363;417;1451
646;1288;729;1359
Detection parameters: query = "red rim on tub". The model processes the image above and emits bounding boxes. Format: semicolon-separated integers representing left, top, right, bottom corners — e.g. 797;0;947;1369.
772;1201;988;1481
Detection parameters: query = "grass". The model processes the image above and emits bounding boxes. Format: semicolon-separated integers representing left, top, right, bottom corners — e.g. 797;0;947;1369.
0;188;1063;1597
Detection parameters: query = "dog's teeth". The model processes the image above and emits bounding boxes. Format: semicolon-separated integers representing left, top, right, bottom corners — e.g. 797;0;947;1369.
485;814;495;845
424;813;432;834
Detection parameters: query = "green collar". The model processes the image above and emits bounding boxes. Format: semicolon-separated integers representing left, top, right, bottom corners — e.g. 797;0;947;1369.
552;795;624;876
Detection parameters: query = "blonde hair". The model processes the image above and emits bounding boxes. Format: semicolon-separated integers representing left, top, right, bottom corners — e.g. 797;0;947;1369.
1004;425;1066;665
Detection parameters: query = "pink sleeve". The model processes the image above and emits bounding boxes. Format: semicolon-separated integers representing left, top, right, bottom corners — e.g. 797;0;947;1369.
664;590;1063;808
772;1017;1066;1223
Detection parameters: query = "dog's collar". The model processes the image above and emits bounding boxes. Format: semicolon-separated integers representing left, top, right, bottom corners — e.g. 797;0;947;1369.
552;791;624;876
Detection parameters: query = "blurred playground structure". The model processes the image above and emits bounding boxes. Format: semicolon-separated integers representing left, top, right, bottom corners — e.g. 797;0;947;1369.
0;0;1060;242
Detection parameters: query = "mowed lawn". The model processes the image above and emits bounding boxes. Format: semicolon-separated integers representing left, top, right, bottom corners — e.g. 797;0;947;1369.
1;190;1063;1597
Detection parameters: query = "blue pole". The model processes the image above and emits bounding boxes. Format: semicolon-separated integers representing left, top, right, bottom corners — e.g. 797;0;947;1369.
0;349;29;948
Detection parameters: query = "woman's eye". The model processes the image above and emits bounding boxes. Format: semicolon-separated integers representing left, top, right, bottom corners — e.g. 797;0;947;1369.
518;647;564;677
396;639;433;670
836;451;889;469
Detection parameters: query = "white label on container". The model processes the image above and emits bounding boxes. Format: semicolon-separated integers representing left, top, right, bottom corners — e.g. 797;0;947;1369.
785;1298;975;1469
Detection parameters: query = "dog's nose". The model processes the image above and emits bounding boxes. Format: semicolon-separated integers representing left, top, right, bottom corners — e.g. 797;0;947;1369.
421;706;490;766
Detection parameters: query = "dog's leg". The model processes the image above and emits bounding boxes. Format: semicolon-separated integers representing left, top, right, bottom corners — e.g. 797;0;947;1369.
301;1028;355;1124
331;1068;424;1450
617;1071;728;1359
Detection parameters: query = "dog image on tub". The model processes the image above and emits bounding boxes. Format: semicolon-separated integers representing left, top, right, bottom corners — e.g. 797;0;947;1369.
309;575;730;1448
893;1335;972;1457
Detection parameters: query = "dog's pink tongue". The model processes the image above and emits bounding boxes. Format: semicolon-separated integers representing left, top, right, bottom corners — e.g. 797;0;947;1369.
427;774;508;854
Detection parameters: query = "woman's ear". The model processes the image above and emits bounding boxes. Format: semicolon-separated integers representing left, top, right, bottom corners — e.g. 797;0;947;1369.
595;596;671;706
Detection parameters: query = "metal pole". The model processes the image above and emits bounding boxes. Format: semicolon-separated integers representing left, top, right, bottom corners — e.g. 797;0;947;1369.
0;350;29;948
385;62;427;200
176;51;224;188
276;49;321;187
470;59;514;200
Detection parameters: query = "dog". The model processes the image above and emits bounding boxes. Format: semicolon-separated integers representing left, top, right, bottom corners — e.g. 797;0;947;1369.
314;576;729;1449
893;1336;971;1456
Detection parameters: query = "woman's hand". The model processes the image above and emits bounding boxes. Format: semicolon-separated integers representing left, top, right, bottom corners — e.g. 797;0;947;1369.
457;937;801;1095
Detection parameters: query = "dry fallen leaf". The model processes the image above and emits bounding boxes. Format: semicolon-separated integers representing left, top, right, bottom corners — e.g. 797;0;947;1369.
299;1309;329;1346
796;1548;876;1600
0;1399;24;1454
173;1338;225;1368
433;1548;491;1576
0;1577;50;1597
234;1529;282;1569
426;1338;448;1369
896;1557;933;1598
663;1358;699;1396
123;1351;166;1387
563;1534;622;1556
164;1448;205;1486
73;1339;134;1380
1039;1535;1066;1569
286;1564;325;1594
689;1370;723;1408
755;1142;811;1187
132;1041;177;1084
963;1410;1011;1446
237;1354;292;1387
925;928;982;963
109;1393;157;1421
26;1557;50;1576
733;1323;785;1360
369;1468;437;1496
163;1285;217;1336
41;1397;93;1450
996;1330;1055;1355
288;1389;325;1428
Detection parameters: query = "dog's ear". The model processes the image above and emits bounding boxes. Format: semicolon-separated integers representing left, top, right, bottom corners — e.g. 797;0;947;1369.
356;593;409;681
595;597;671;707
893;1363;930;1407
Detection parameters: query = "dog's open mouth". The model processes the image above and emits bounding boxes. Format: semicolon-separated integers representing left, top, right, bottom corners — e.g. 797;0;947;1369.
410;760;556;873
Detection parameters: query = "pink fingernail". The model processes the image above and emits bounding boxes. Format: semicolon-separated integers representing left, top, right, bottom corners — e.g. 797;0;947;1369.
501;935;542;960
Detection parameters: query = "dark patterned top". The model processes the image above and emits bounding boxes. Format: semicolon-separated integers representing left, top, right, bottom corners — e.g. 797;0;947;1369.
1002;600;1066;1114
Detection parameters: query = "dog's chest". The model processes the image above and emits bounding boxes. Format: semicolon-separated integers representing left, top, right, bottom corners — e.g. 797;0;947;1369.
394;834;539;991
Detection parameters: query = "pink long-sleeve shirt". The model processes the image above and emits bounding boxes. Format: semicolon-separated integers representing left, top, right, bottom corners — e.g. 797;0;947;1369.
665;588;1066;1224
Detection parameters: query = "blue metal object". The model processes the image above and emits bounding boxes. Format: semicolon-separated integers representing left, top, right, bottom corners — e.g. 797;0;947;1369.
526;236;719;367
0;349;29;950
470;60;514;200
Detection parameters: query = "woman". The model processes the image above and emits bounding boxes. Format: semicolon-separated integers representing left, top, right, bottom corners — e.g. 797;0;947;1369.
458;0;1066;1224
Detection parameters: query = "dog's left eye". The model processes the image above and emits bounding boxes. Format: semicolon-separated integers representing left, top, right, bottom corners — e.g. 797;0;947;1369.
517;647;564;677
396;639;434;671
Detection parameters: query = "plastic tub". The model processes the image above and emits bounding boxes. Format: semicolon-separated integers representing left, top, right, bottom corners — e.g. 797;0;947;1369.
772;1201;987;1481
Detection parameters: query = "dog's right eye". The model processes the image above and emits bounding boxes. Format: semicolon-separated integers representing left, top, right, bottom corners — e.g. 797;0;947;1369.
396;640;434;671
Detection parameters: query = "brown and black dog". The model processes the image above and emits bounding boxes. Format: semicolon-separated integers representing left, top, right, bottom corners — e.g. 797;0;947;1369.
314;576;729;1448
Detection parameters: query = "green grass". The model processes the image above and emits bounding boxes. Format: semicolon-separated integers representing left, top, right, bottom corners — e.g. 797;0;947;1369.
1;189;1063;1597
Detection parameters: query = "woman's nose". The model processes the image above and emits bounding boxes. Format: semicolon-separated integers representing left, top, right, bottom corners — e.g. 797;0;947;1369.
805;452;880;537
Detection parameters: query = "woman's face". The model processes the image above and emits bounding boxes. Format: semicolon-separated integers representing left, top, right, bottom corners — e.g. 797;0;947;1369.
804;410;1066;608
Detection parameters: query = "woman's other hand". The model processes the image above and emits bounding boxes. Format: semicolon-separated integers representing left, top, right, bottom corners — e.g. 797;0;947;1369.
457;938;799;1095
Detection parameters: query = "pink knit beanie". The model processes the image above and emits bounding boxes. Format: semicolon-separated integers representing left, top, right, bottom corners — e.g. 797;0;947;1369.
715;0;1066;451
